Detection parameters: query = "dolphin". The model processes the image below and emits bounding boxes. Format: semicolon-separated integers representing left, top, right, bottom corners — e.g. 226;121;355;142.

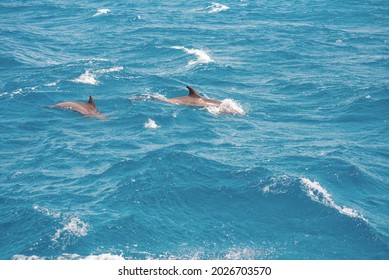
52;96;105;119
154;86;222;107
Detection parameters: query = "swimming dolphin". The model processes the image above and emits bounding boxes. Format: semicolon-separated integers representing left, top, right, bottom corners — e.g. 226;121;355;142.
154;86;222;107
52;96;105;119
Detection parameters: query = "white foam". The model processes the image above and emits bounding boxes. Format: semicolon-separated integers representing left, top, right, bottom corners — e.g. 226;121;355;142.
152;93;168;101
13;88;23;95
262;175;291;194
1;87;38;98
95;66;123;73
205;99;245;115
52;217;89;241
171;46;214;66
72;70;99;85
93;9;110;17
33;205;61;218
224;246;275;259
83;254;125;260
144;118;160;129
11;171;23;179
79;57;110;63
0;88;23;98
13;253;124;260
224;247;256;259
208;2;230;13
13;255;43;260
45;80;59;87
300;178;368;222
147;246;275;260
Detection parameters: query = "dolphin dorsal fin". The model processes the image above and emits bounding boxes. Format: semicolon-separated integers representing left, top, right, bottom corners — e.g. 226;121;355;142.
187;86;201;98
88;96;96;108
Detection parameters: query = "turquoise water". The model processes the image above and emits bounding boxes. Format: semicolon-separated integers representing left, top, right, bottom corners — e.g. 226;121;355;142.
1;0;388;260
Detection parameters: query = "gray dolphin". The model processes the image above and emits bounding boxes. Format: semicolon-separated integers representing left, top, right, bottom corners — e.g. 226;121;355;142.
52;96;105;119
154;86;222;107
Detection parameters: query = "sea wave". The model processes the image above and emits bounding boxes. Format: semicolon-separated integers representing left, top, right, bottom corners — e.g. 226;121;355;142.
142;244;277;260
260;176;368;223
171;46;214;66
300;178;368;222
1;0;388;260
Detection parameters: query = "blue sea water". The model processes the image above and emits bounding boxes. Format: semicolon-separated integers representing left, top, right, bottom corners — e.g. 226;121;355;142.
0;0;388;260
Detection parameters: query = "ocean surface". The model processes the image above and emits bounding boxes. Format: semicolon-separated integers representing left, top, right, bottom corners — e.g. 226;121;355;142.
1;0;388;260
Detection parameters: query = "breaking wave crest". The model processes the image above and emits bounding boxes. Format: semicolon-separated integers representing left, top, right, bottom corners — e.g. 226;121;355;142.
171;46;214;66
300;178;368;222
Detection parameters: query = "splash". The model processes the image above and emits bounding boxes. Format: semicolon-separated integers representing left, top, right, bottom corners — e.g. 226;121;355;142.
71;70;99;85
208;3;230;13
144;118;160;129
93;9;111;17
52;217;89;242
171;46;214;66
300;178;368;222
205;99;245;115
